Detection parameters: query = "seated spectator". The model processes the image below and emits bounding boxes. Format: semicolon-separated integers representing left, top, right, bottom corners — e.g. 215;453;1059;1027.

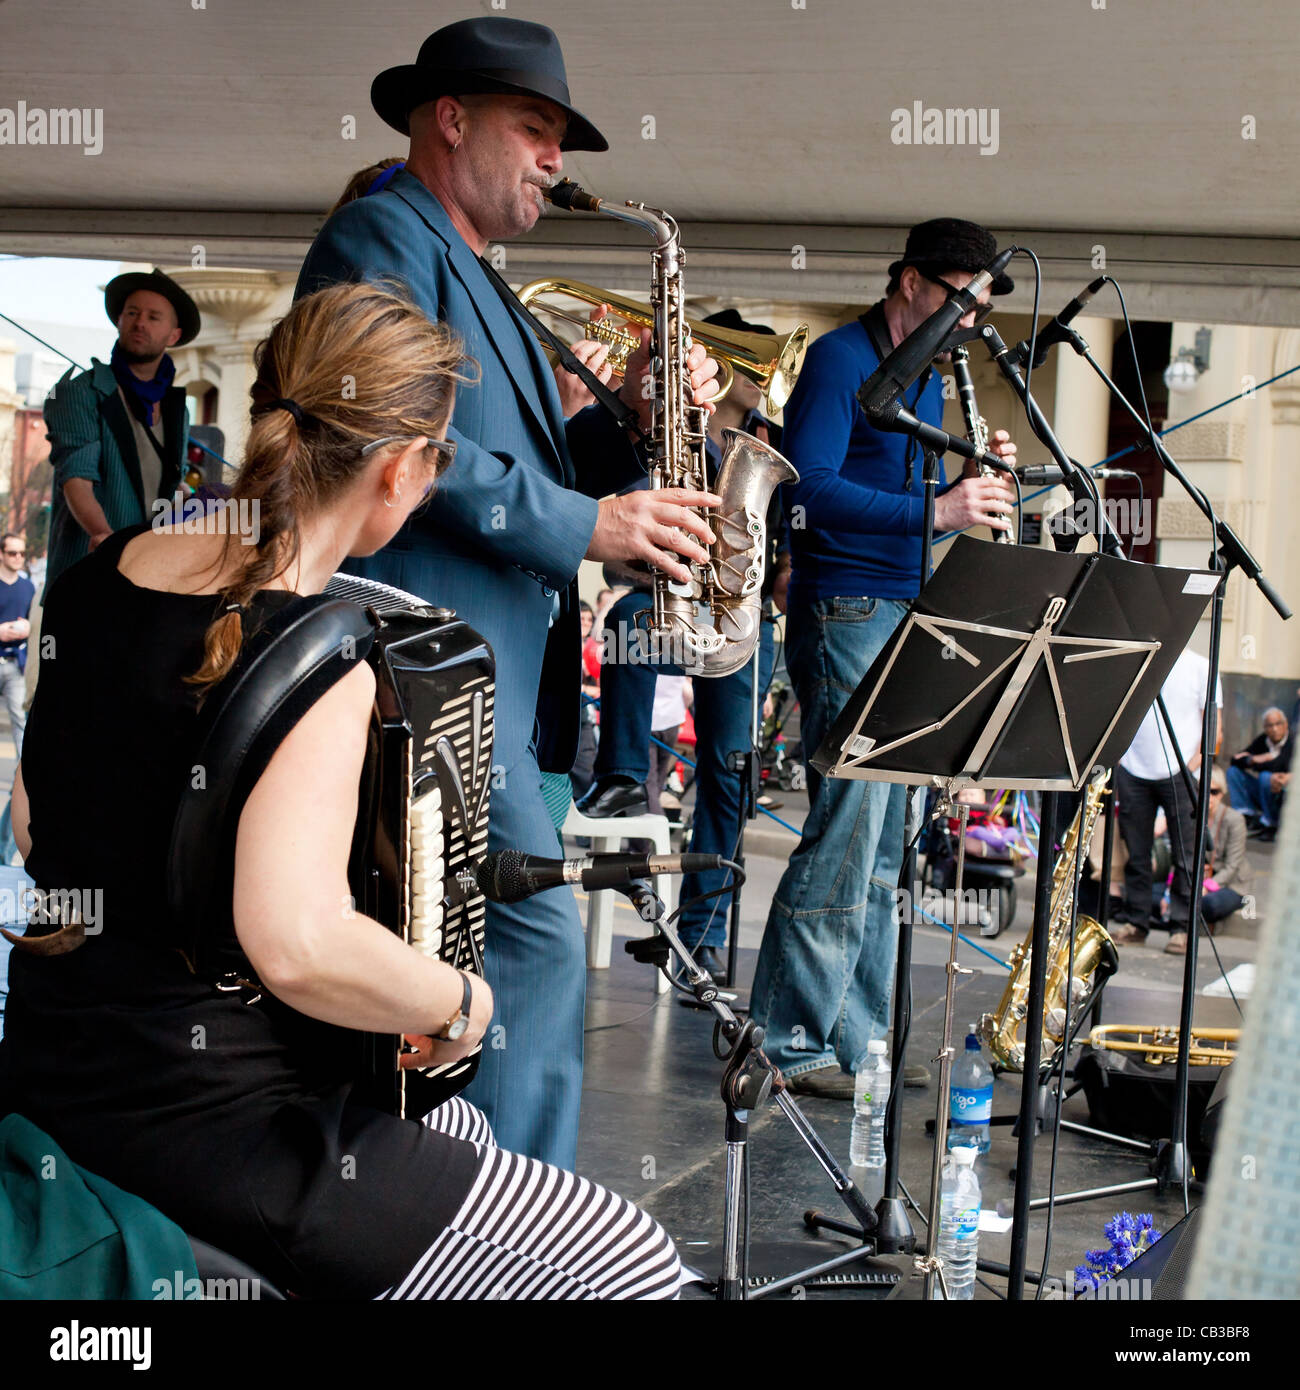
1166;765;1253;955
1226;707;1291;842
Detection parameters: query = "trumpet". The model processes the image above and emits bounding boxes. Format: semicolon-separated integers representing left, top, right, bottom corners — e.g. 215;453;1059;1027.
951;344;1014;544
1088;1024;1239;1067
517;277;809;416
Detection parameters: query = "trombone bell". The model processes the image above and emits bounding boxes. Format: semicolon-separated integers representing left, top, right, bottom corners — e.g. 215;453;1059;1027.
517;278;809;414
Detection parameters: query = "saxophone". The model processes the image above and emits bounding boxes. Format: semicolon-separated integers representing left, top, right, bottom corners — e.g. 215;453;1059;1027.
543;179;799;678
978;770;1119;1072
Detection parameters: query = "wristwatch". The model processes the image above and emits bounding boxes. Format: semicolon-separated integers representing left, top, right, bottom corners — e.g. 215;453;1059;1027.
435;971;472;1041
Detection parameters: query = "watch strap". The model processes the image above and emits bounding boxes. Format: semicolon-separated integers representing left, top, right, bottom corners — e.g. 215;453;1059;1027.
436;970;472;1040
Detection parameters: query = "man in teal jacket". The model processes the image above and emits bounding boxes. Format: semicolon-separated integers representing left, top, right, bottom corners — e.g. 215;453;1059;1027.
297;17;719;1166
42;268;197;598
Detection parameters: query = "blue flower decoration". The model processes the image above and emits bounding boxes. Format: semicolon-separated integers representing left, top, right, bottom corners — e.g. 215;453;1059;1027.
1072;1212;1161;1296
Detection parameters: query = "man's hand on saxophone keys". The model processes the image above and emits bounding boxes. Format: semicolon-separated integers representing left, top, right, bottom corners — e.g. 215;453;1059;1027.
618;327;723;434
586;488;721;585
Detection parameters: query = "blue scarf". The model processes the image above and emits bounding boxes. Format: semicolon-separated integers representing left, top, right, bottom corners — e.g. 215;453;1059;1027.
110;340;175;428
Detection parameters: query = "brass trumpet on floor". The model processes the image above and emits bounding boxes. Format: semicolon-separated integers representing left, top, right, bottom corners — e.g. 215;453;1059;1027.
516;277;809;416
1087;1024;1239;1067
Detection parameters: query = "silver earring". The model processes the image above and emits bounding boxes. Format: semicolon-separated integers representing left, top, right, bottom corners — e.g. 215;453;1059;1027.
384;491;399;508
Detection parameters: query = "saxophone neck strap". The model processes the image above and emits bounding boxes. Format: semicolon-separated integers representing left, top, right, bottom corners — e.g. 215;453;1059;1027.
476;255;647;443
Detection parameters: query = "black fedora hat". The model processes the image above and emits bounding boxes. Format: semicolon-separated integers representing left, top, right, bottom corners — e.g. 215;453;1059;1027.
371;17;607;153
703;308;775;337
104;268;201;345
888;218;1014;295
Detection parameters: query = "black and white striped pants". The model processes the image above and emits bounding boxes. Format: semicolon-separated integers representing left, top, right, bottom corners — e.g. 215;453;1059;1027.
374;1096;681;1300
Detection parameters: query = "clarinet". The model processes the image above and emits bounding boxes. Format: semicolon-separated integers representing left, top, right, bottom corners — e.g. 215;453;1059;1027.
952;344;1014;544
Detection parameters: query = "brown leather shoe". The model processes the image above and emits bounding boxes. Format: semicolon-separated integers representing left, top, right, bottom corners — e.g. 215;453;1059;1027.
1109;923;1148;945
786;1065;856;1100
1164;931;1188;955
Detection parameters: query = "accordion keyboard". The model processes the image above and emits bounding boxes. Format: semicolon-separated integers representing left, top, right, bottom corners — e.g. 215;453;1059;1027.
326;570;495;1115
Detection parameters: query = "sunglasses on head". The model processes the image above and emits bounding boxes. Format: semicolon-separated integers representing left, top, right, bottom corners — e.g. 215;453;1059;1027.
360;435;457;467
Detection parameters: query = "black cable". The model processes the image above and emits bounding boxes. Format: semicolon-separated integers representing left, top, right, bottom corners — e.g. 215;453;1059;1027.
582;995;672;1035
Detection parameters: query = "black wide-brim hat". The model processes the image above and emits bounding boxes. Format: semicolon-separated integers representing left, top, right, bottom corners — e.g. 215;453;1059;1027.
888;217;1015;295
104;268;201;345
371;17;607;153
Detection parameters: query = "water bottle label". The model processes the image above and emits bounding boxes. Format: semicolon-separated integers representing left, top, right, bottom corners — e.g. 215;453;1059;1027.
950;1085;992;1124
956;1203;979;1238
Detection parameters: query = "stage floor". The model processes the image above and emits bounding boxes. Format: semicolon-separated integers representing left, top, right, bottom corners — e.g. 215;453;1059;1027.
574;836;1257;1302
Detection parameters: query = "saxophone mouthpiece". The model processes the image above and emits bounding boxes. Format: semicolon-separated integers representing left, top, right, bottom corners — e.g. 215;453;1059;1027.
545;179;602;214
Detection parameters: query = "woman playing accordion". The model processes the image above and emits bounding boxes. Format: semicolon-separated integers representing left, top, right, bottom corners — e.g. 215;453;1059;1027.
0;282;680;1300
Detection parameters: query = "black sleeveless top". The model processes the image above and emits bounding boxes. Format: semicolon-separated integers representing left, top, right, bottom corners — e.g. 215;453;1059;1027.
0;527;478;1296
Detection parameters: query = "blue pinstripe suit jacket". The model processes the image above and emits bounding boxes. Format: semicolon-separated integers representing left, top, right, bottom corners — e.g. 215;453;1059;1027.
296;171;644;772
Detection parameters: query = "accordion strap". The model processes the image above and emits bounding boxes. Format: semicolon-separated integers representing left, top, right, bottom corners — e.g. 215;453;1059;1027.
167;596;376;980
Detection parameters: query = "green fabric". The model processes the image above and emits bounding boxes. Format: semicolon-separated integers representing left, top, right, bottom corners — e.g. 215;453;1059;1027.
540;770;572;850
41;359;188;599
0;1113;198;1300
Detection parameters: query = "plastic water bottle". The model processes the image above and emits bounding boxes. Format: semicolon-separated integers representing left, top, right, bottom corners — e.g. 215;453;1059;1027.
948;1026;993;1153
849;1061;873;1167
863;1039;890;1168
849;1040;890;1168
932;1146;981;1299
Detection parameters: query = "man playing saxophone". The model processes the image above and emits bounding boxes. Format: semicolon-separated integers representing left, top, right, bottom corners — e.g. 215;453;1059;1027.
296;16;721;1168
577;309;791;978
750;218;1018;1099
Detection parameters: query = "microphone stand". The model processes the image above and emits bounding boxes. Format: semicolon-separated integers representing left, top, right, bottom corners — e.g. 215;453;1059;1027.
622;883;883;1299
870;445;942;1255
966;323;1126;560
1011;324;1289;1209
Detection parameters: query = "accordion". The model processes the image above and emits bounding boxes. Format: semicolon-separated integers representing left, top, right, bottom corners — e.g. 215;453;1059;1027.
169;573;495;1124
325;573;496;1118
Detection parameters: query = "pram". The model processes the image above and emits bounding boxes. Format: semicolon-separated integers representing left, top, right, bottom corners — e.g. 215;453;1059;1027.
919;791;1028;938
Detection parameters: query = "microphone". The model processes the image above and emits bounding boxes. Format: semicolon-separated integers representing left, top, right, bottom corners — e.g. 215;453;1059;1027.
857;246;1017;429
1009;276;1107;369
1018;464;1135;485
474;849;726;904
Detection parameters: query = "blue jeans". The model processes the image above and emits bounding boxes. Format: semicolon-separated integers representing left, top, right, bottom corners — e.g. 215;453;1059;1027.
0;657;26;757
1226;763;1284;827
750;595;909;1077
594;591;777;949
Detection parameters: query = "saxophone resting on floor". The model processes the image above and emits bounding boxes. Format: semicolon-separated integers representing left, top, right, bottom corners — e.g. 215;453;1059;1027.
978;770;1119;1072
542;179;801;678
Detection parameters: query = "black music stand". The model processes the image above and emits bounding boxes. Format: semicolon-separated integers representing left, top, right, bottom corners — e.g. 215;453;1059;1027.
807;536;1218;1297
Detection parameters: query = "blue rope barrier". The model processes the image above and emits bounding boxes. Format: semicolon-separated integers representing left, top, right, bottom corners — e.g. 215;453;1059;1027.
581;706;1010;967
935;359;1300;543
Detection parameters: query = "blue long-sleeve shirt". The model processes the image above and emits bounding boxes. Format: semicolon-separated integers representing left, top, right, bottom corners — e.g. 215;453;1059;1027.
783;314;951;603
